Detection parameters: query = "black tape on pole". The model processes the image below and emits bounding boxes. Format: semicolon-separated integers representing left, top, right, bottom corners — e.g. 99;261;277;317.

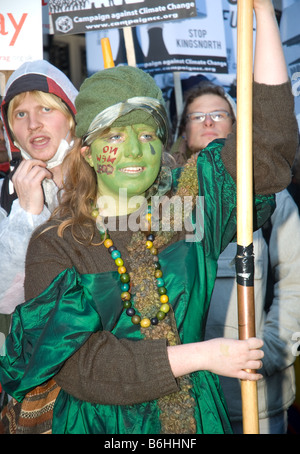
235;243;254;287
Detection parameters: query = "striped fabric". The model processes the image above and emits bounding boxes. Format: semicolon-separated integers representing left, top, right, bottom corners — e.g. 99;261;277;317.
0;379;60;434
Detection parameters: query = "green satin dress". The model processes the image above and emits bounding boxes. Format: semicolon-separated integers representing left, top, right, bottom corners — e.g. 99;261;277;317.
0;141;274;434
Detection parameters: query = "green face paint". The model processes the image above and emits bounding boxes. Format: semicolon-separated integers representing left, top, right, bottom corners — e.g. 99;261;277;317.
88;124;162;203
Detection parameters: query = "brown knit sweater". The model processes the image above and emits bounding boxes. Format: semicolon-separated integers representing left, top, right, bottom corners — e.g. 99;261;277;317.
24;81;298;406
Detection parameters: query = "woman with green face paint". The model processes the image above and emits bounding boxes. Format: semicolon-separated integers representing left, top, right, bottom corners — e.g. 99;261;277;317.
0;2;299;433
84;124;163;216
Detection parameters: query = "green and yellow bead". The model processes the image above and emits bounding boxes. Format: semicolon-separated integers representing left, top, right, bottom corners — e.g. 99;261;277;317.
99;205;170;329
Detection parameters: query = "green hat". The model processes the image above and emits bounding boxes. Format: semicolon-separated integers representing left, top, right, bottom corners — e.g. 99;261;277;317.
75;66;167;142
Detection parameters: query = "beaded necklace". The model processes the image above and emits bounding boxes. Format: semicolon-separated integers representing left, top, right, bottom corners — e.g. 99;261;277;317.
92;204;171;329
92;153;199;434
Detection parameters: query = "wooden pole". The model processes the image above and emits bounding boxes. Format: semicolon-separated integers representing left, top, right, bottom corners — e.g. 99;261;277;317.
173;72;183;140
123;27;136;67
236;0;259;434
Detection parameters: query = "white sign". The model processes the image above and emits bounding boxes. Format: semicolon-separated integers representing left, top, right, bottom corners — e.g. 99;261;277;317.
49;0;197;35
86;0;227;75
0;0;43;70
137;0;227;74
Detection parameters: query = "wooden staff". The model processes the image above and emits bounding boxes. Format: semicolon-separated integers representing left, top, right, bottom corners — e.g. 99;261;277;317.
173;72;183;140
123;27;136;67
236;0;259;434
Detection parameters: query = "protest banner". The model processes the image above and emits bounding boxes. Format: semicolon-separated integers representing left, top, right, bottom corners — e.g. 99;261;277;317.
48;0;197;35
0;0;43;71
86;0;227;76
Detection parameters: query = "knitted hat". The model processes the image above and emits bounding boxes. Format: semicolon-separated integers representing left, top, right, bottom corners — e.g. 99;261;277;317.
1;60;78;158
75;66;166;140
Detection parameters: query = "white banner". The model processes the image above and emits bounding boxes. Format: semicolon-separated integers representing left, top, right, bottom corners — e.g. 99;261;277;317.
0;0;43;70
86;0;227;75
49;0;197;35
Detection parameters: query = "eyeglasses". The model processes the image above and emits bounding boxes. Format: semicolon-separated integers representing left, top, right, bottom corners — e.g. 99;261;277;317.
186;110;232;123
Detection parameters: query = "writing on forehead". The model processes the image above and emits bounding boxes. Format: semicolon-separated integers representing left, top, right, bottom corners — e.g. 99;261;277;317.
97;145;118;164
